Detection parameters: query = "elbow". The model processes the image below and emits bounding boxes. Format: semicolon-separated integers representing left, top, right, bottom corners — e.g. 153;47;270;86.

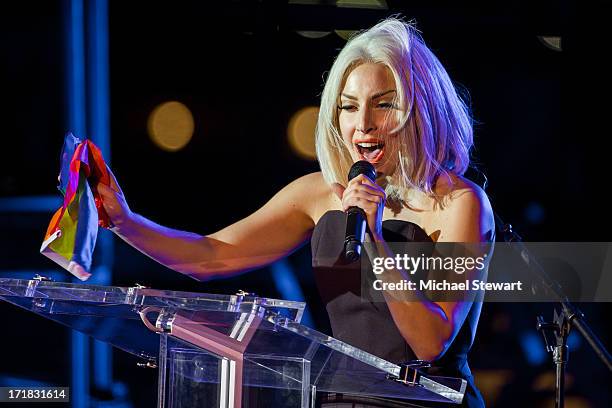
414;341;448;362
413;328;454;362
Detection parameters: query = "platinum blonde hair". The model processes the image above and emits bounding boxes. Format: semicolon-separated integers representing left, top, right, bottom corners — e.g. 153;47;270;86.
315;17;473;200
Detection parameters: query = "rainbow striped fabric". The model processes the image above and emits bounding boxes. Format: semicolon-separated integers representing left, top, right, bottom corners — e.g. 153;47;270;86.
40;133;111;281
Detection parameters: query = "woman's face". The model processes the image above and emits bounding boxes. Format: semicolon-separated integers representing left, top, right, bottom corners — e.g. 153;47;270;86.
338;62;400;177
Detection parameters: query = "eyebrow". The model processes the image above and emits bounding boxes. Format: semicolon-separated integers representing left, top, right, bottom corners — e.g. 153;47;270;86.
341;89;397;101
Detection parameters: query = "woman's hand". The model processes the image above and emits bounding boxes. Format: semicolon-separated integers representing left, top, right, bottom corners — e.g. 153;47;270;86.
332;174;386;241
96;166;133;231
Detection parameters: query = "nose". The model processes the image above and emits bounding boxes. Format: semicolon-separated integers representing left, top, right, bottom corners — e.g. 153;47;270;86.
356;105;376;134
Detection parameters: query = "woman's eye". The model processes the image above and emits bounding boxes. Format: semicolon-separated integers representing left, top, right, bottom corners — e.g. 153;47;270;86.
338;105;357;111
377;102;396;109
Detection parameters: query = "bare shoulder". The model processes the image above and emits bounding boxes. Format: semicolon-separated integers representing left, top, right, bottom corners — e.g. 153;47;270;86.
432;173;495;241
282;172;332;221
291;171;327;188
286;172;328;198
436;173;492;209
210;172;328;244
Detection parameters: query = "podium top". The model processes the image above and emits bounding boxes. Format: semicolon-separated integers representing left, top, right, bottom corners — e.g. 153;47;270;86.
0;277;466;404
0;277;304;359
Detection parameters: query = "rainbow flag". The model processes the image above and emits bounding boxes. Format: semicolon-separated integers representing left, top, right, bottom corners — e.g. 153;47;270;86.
40;133;111;281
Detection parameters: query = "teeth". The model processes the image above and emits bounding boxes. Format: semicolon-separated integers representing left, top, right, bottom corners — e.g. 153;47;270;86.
356;142;382;148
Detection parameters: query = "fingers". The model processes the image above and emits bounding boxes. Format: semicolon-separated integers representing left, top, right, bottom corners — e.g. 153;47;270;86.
344;188;383;204
341;194;381;211
96;182;122;207
349;183;385;201
339;173;385;239
96;182;116;196
94;167;132;229
346;175;385;201
96;183;117;209
105;164;124;194
349;173;376;187
349;174;384;192
340;175;386;213
96;180;131;228
334;174;386;212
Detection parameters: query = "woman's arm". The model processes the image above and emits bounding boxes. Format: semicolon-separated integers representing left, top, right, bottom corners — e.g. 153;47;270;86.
375;186;494;361
97;170;321;280
337;175;494;361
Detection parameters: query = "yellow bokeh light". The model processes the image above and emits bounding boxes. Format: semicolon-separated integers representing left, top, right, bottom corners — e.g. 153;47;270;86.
296;31;332;39
334;30;358;41
147;101;195;152
288;106;319;161
337;0;387;9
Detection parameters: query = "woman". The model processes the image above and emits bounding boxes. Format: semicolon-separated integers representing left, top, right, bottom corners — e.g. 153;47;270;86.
98;17;493;407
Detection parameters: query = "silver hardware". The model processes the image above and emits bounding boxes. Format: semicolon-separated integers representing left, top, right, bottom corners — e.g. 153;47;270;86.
391;360;431;386
137;359;158;369
155;310;176;333
32;298;48;309
136;352;157;368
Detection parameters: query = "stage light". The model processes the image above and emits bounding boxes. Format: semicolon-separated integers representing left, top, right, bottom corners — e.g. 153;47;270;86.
334;30;357;41
289;0;387;41
289;0;386;6
147;101;194;152
336;0;387;9
296;31;331;39
287;106;318;160
538;36;562;52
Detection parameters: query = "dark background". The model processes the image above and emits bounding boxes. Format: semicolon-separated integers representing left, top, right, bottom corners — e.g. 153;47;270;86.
1;1;610;407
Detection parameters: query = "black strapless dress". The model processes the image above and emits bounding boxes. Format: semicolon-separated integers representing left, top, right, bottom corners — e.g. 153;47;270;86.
311;210;485;408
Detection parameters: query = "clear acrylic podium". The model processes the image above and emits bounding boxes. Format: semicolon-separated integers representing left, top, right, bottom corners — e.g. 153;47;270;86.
0;277;466;407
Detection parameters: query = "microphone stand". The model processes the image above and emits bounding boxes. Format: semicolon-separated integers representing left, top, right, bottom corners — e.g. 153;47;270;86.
494;214;612;408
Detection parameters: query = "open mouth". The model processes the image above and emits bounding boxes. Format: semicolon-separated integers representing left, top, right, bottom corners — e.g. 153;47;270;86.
355;141;385;163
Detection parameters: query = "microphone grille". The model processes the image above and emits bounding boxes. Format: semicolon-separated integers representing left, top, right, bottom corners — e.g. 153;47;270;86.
348;160;376;182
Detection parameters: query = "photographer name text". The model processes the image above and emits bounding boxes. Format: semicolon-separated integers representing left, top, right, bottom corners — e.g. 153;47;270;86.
373;279;523;292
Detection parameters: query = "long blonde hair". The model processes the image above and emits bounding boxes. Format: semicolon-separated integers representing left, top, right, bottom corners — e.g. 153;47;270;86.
315;17;473;200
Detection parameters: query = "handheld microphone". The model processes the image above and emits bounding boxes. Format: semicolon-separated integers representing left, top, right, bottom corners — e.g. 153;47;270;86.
344;160;376;262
